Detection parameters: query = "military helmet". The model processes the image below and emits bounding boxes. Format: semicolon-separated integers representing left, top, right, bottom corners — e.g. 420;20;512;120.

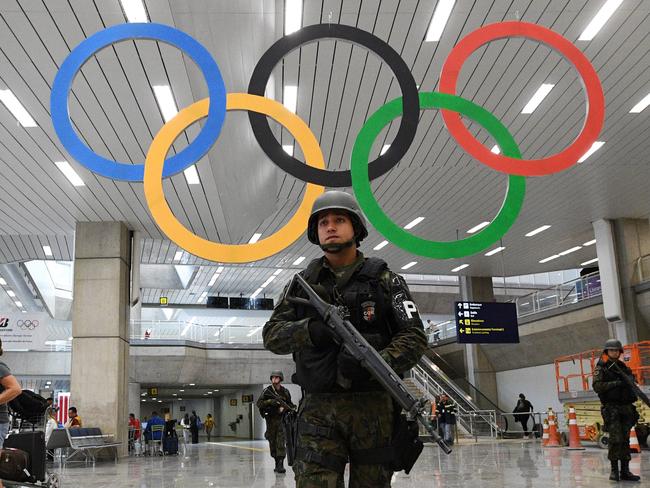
270;370;284;381
603;339;624;353
307;191;368;245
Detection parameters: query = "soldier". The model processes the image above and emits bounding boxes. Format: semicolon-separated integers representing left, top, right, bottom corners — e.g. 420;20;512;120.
263;191;428;487
257;370;295;474
593;339;641;482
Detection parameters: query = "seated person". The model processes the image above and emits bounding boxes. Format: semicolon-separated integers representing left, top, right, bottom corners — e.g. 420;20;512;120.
143;411;165;442
64;407;82;428
128;413;142;452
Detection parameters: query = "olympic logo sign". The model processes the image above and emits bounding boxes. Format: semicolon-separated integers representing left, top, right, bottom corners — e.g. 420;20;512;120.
17;319;39;330
50;21;604;263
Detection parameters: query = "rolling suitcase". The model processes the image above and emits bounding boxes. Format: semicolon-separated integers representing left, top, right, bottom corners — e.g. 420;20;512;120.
3;431;46;482
163;434;179;455
0;447;32;483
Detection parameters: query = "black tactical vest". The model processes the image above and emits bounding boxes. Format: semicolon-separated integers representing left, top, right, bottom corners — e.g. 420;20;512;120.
292;257;393;393
595;359;637;405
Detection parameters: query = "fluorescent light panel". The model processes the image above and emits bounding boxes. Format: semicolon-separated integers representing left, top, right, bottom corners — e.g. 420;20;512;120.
173;251;183;262
284;0;302;35
467;221;490;234
282;144;294;156
273;269;283;276
404;217;424;230
283;85;298;113
401;261;417;270
525;225;551;237
249;233;262;244
55;161;85;187
630;93;650;113
208;273;219;286
559;246;582;256
451;264;469;272
578;0;623;41
0;278;5;286
581;258;599;266
292;256;306;266
539;255;559;264
425;0;456;42
6;290;15;298
373;240;389;251
490;145;500;154
14;301;22;307
120;0;149;23
484;246;505;257
43;245;53;257
183;165;200;185
250;287;264;299
522;84;555;114
577;141;605;163
152;85;178;122
0;89;37;127
247;326;263;337
583;239;596;246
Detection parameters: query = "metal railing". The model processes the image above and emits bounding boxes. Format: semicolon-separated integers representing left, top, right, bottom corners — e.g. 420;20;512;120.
129;320;264;344
515;271;601;318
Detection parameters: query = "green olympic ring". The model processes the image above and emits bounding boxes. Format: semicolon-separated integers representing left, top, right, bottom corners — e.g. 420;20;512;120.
351;92;526;259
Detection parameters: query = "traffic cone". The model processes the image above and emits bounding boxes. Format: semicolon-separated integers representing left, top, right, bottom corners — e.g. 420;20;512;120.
566;406;585;450
545;408;561;447
542;419;550;447
629;427;641;454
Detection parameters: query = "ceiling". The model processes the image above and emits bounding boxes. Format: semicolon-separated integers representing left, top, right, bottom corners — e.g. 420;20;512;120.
0;0;648;302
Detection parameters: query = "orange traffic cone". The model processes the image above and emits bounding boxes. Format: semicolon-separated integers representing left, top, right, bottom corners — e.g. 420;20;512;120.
545;408;561;447
629;427;641;454
542;419;550;446
566;406;585;450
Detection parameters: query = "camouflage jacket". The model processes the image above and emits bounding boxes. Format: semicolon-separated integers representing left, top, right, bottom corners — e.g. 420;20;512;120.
256;384;294;418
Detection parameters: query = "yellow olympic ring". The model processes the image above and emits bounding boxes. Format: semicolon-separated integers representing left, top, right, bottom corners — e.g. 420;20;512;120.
144;93;325;263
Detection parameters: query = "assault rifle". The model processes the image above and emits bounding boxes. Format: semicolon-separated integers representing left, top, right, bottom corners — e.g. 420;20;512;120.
287;274;452;455
610;362;650;407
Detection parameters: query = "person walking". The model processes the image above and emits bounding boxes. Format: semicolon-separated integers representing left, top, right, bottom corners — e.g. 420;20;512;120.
189;410;200;444
180;413;191;445
513;393;534;439
204;413;215;442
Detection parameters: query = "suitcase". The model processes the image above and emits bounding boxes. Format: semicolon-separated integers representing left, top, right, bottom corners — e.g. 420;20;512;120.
0;448;33;483
163;435;178;455
3;431;46;482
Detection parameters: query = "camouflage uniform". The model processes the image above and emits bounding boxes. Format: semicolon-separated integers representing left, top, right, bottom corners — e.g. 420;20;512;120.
257;384;294;461
592;358;639;462
263;253;427;487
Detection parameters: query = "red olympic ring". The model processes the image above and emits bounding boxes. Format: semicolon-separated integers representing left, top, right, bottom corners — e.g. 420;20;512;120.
439;21;605;177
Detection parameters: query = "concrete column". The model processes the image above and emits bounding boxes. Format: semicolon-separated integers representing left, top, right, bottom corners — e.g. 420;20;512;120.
71;222;131;457
459;276;498;407
130;231;142;324
593;218;650;343
128;382;141;420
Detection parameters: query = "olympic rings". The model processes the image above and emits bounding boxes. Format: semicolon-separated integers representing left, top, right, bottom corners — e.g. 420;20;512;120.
17;320;39;330
144;93;325;263
51;23;227;181
351;92;526;259
439;21;605;177
247;23;420;187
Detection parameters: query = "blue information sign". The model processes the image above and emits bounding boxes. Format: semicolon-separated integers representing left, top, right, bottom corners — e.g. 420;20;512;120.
455;301;519;344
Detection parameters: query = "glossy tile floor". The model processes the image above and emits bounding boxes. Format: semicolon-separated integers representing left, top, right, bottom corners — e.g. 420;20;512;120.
38;438;647;487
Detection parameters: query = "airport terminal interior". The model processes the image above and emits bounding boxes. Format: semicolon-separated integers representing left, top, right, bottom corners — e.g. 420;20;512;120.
0;0;649;486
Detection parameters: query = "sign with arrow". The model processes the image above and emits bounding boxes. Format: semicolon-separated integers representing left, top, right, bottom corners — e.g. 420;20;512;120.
455;301;519;344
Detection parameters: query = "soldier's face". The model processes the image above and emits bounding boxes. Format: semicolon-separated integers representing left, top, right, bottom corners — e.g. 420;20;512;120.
317;211;355;246
271;376;282;385
607;349;621;359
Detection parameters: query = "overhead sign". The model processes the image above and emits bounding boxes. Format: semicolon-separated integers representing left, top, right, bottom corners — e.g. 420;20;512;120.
242;394;254;403
159;297;168;306
0;313;48;351
455;302;519;344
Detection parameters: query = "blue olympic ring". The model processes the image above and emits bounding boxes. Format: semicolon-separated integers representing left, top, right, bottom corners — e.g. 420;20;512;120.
50;23;227;182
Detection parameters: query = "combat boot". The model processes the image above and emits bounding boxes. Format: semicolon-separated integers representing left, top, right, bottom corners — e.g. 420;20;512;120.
610;460;620;481
620;460;640;482
274;457;286;474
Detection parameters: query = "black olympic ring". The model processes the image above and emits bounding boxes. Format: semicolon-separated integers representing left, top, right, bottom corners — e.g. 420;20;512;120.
247;23;420;187
17;320;39;330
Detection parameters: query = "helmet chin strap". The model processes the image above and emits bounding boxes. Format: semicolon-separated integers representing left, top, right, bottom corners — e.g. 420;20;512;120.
320;239;355;253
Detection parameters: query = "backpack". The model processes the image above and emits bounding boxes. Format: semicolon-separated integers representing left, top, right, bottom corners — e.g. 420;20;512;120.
8;390;48;423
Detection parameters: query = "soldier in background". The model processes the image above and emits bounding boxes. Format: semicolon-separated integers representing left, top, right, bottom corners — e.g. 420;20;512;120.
257;370;294;474
593;339;641;482
263;191;427;487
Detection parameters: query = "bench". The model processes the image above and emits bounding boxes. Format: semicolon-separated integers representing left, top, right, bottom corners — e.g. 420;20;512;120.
65;427;122;465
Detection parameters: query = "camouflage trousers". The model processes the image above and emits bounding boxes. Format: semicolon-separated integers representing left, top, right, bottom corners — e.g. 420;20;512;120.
294;390;394;488
265;416;286;459
602;403;638;462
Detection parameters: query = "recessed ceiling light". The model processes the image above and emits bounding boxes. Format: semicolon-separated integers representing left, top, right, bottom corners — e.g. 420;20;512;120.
179;389;185;392
6;290;15;298
282;144;294;156
14;301;22;307
525;225;551;237
380;144;390;155
583;239;596;246
283;85;298;113
467;221;490;234
484;246;505;257
373;240;389;251
43;245;53;257
539;255;560;264
0;89;37;127
172;393;177;396
404;217;424;230
152;85;178;122
292;256;305;266
401;261;417;270
0;277;5;285
284;0;302;35
580;258;599;266
55;161;85;187
630;93;650;113
522;84;555;114
577;141;605;163
490;145;500;154
120;0;149;23
273;269;283;276
424;0;456;42
249;233;262;244
173;251;184;262
250;287;264;299
183;165;201;185
451;264;469;272
578;0;623;41
208;272;219;287
559;246;582;256
189;384;195;386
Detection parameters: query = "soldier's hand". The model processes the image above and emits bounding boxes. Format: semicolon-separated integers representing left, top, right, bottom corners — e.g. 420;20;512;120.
308;319;336;348
338;348;370;382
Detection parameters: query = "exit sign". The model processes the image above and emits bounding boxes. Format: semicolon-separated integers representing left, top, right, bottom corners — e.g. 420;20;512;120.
159;297;168;306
